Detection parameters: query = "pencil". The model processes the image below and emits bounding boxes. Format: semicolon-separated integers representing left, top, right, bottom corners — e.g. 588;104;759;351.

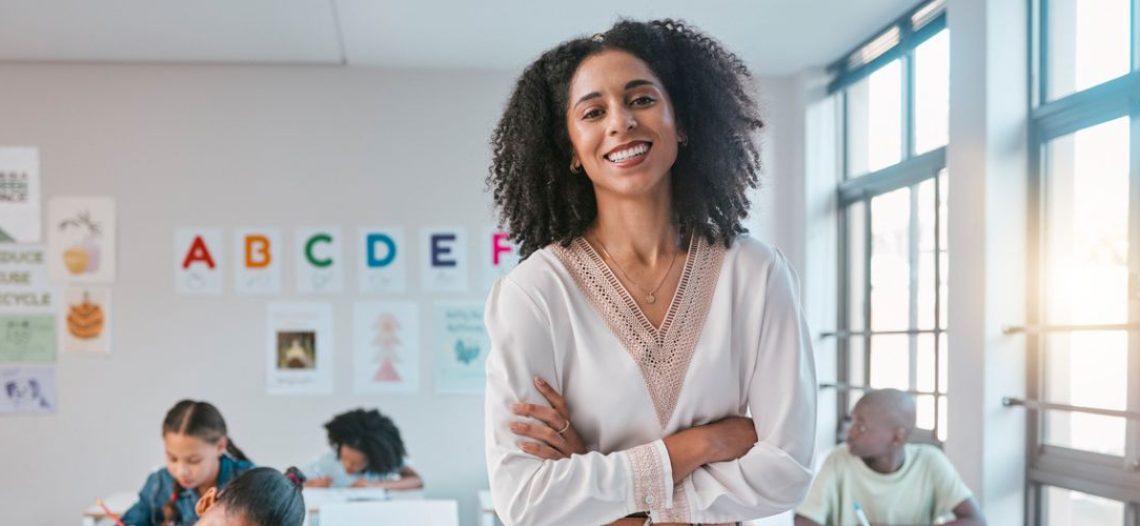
853;502;871;526
97;499;126;526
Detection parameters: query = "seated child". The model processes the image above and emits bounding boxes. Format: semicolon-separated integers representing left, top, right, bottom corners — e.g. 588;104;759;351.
194;467;306;526
795;389;986;526
302;408;423;490
122;400;254;526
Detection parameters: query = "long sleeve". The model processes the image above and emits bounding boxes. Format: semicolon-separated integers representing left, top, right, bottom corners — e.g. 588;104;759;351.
484;277;676;526
120;499;154;526
655;249;817;524
120;472;162;526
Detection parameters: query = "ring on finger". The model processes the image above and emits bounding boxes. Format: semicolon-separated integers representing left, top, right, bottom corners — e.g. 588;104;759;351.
556;419;571;435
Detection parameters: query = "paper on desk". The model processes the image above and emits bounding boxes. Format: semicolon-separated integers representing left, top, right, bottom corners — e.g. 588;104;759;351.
302;487;389;508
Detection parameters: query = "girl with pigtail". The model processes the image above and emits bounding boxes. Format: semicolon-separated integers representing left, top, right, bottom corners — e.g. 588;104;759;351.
121;400;254;526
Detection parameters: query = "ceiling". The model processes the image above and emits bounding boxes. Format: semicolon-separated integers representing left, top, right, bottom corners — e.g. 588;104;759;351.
0;0;919;75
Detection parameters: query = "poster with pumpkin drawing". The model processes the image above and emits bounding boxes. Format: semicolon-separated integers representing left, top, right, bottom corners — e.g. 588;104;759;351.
47;197;116;283
61;286;111;354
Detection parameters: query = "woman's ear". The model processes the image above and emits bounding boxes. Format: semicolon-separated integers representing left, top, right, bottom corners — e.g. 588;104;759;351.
195;487;218;516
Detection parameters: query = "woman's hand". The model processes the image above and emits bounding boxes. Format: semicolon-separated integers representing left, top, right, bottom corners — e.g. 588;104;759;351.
663;416;757;485
702;416;758;463
510;376;588;460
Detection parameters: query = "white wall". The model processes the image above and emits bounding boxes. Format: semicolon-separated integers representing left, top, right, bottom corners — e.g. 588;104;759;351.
0;62;801;526
748;76;805;271
0;63;516;526
945;0;1029;523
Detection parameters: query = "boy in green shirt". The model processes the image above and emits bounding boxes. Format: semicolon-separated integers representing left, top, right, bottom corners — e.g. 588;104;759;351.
795;389;986;526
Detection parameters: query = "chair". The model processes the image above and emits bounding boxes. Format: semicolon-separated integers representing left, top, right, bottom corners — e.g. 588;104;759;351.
319;500;459;526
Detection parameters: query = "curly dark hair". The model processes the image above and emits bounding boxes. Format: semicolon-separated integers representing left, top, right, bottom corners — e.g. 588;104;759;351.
488;18;764;259
325;408;406;475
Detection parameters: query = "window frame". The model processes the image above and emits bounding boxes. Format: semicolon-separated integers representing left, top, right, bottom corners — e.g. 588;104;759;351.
828;0;950;445
1026;0;1140;523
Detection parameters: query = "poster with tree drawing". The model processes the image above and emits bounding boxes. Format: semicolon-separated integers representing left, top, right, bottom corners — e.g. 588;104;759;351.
354;301;419;395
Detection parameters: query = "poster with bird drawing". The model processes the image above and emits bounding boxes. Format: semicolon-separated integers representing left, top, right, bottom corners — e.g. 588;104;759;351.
353;301;419;395
47;196;115;283
433;300;488;395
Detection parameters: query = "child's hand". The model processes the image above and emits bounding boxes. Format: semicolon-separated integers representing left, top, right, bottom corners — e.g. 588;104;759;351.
350;479;382;488
304;476;332;488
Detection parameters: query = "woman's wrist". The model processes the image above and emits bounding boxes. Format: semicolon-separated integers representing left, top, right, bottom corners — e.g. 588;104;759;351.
662;426;715;484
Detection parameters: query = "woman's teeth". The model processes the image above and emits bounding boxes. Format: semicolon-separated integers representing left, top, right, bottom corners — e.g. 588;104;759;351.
605;143;650;162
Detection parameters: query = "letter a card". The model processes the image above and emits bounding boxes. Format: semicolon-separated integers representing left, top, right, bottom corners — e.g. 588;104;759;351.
175;228;223;295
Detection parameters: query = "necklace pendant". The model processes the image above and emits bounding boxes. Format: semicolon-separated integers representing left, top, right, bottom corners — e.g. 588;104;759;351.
646;294;656;304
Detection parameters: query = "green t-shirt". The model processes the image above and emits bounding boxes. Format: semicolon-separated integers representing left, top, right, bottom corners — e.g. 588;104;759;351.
796;443;972;526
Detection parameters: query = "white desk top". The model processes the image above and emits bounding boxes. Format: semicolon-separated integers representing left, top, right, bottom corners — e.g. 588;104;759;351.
302;487;389;512
82;492;136;519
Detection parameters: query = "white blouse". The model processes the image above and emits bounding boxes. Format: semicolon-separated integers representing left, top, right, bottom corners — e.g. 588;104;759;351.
484;235;816;525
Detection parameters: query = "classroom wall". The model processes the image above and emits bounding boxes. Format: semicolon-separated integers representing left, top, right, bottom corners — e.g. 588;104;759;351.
0;63;515;526
0;62;802;526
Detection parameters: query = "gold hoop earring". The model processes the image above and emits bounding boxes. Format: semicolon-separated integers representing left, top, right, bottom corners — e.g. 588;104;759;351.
570;160;582;174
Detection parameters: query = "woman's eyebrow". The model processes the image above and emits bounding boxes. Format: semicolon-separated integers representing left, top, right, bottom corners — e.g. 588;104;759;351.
573;79;658;108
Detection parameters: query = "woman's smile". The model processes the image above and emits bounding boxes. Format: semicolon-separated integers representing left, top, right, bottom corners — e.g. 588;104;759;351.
603;140;653;168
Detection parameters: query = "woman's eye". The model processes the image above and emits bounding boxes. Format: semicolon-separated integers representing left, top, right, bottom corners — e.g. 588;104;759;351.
631;96;655;107
583;108;603;120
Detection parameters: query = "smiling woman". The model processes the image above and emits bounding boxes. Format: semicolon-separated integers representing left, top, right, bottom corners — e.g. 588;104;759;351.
484;19;817;526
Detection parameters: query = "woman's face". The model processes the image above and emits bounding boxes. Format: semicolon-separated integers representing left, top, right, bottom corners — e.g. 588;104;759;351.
164;432;226;490
565;49;682;201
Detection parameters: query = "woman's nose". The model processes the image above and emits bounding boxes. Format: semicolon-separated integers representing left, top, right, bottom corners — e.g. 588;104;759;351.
607;107;637;135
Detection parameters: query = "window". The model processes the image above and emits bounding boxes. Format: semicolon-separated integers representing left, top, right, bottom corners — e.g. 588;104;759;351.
1044;487;1126;526
913;30;949;154
1042;118;1130;458
1045;0;1132;101
829;0;949;443
1027;0;1140;522
846;60;903;176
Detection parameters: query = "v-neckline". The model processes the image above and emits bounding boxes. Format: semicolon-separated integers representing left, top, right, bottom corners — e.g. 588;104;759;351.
550;233;726;429
575;234;697;335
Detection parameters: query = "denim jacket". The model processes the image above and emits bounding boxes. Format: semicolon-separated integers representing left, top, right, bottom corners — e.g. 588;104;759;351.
120;455;253;526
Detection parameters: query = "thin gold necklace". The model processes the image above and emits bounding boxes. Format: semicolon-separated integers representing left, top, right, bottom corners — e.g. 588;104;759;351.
592;235;678;305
